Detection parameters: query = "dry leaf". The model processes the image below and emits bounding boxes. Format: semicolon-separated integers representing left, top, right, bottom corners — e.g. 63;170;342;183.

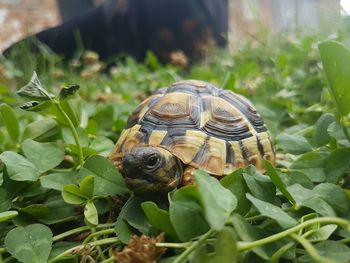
116;233;166;263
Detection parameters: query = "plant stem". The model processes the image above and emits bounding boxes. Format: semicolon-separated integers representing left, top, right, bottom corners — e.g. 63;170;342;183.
245;213;266;221
48;237;119;263
53;223;115;242
83;228;116;244
91;227;107;261
41;84;84;168
172;229;216;263
290;233;335;263
156;242;191;249
269;241;295;263
53;100;84;167
238;217;349;251
50;168;74;172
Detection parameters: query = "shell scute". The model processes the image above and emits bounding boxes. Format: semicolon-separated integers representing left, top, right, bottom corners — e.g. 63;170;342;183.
191;136;226;175
219;90;266;133
201;96;253;141
161;129;206;164
141;93;200;130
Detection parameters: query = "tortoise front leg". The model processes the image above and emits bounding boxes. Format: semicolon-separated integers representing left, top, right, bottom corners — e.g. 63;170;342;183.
182;166;196;186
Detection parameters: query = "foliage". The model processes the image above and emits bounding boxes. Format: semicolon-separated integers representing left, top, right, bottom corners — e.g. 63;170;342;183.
0;32;350;262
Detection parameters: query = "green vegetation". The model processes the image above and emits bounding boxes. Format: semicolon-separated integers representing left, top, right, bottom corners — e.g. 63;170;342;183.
1;31;350;262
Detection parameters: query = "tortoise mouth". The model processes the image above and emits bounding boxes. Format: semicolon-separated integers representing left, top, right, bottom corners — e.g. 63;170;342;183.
124;176;181;194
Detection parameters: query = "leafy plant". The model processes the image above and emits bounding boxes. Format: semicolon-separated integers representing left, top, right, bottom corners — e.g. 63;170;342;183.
0;35;350;262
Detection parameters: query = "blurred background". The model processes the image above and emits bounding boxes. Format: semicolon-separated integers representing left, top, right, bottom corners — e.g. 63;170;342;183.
0;0;347;54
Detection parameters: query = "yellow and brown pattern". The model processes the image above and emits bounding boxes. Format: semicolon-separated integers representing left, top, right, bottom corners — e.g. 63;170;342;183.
111;80;275;176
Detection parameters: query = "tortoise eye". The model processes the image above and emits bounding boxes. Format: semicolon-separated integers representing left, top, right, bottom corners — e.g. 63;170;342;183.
146;155;159;169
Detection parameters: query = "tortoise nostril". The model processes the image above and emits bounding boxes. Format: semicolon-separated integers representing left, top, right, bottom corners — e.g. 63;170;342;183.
122;154;133;166
122;154;139;178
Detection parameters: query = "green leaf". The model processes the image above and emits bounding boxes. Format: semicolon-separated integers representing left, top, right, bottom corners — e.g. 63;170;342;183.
312;113;334;147
62;175;95;204
315;241;350;263
115;196;151;243
243;167;276;203
210;226;238;263
195;170;237;230
0;151;39;181
20;204;49;219
300;240;350;263
0;211;18;222
296;182;349;215
0;103;20;142
115;208;137;244
141;201;179;241
263;159;296;206
191;227;239;263
52;99;80;126
276;133;313;154
59;85;80;99
84;200;98;226
40;172;80;191
22;139;65;172
287;184;337;216
220;169;251;215
22;118;60;142
79;175;94;199
89;136;115;157
62;126;89;147
39;196;75;225
17;72;52;100
62;185;86;205
18;182;48;198
312;183;349;214
246;193;297;229
79;146;98;158
5;223;53;263
191;245;211;263
169;186;209;242
121;198;150;234
308;224;338;242
82;155;129;196
231;213;277;260
327;122;350;146
0;130;5;147
290;152;326;182
0;188;12;211
281;170;314;189
319;40;350;116
325;148;350;183
303;198;336;217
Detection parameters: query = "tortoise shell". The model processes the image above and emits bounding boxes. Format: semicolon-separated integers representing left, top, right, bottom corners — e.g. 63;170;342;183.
111;80;275;176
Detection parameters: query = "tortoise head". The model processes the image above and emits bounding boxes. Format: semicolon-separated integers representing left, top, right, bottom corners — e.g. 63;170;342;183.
121;146;183;194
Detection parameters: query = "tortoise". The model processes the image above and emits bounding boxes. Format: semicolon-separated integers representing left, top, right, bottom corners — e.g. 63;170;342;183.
109;80;275;194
